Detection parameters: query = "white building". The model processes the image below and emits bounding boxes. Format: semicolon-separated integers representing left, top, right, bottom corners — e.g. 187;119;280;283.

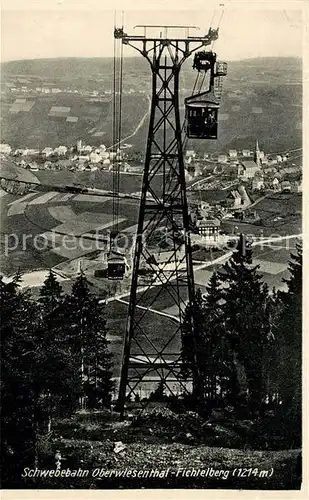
281;181;292;192
252;177;265;191
226;190;242;208
185;150;196;158
23;148;40;156
0;143;12;154
54;146;68;156
89;152;102;164
42;147;54;157
78;155;90;163
29;162;39;171
218;154;228;163
14;148;25;156
229;149;238;158
241;160;261;179
272;177;280;190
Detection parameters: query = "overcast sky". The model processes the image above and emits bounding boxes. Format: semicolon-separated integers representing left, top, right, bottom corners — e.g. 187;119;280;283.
0;7;303;62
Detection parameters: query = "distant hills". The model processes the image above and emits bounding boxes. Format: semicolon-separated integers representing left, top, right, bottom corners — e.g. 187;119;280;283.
1;56;302;85
1;57;302;152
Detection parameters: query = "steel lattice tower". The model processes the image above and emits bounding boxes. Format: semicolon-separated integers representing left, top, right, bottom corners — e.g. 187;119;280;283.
116;25;219;416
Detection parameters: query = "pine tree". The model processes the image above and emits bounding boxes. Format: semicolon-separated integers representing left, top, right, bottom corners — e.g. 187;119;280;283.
1;274;40;486
38;269;64;316
181;288;206;407
36;270;80;431
218;236;272;413
275;241;302;444
199;272;233;407
181;275;231;412
63;273;114;409
149;380;166;402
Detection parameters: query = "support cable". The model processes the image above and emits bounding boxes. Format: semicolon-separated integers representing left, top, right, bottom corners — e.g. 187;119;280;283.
112;23;124;238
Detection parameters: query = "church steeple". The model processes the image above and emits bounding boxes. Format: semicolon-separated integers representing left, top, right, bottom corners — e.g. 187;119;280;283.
254;139;261;167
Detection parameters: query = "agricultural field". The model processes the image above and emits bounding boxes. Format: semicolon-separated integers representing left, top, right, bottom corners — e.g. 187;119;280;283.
1;57;302;153
0;92;149;149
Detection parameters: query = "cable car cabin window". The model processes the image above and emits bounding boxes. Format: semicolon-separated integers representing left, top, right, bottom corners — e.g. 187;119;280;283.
187;106;218;139
215;61;228;77
107;260;126;280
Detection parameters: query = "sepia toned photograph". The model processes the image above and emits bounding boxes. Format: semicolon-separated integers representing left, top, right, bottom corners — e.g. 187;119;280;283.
0;1;305;493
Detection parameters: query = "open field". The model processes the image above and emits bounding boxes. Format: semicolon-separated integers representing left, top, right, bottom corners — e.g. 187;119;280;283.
1;92;148;149
1;57;302;152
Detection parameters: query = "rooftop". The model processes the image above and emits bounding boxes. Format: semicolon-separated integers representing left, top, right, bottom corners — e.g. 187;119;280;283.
242;160;259;169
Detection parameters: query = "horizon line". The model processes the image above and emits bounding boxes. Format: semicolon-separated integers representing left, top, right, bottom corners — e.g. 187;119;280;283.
1;54;302;65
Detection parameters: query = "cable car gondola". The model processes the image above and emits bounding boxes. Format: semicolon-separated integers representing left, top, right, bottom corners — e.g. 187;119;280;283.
185;90;220;139
107;252;127;280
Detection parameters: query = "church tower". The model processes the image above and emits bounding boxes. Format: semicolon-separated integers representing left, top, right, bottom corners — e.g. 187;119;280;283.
254;139;261;167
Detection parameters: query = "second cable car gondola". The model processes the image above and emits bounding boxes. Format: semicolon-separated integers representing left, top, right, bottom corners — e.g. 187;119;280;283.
107;251;127;280
185;89;220;139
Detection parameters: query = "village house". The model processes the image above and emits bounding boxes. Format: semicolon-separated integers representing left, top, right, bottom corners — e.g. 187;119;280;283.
42;147;54;157
54;146;68;156
218;154;228;163
272;177;280;190
22;148;40;156
252;177;265;191
195;217;221;240
89;152;102;164
229;149;238;159
281;180;292;193
225;190;242;208
28;162;39;171
241;160;261;179
0;143;12;154
78;155;90;163
185;149;196;159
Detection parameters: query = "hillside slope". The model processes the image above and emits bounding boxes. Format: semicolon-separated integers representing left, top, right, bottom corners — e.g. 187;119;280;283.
1;57;302;152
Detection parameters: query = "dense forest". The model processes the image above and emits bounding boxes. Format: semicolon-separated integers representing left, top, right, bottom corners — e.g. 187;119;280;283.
1;238;302;488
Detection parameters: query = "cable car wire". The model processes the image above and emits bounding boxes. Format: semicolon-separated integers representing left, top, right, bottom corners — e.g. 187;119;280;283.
211;5;225;50
112;18;124;237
